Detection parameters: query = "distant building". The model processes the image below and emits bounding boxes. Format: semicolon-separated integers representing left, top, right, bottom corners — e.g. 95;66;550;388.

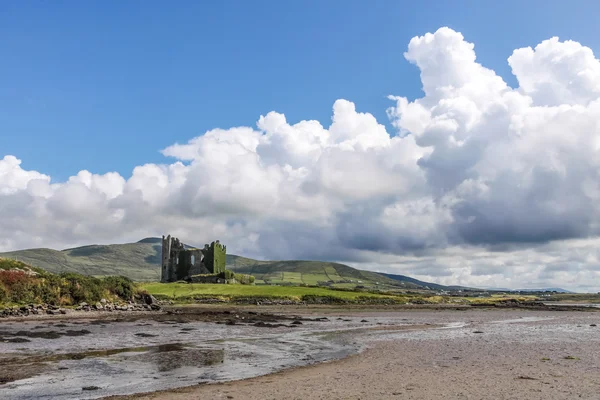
160;235;226;282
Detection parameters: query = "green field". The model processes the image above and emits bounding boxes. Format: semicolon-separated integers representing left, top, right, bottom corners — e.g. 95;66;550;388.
141;282;403;302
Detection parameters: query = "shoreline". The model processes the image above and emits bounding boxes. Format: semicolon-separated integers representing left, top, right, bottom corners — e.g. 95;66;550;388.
108;334;600;400
102;307;600;400
2;300;598;323
102;322;443;400
2;307;599;399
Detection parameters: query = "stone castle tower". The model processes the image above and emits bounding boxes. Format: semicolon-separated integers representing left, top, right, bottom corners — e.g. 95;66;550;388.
161;235;226;282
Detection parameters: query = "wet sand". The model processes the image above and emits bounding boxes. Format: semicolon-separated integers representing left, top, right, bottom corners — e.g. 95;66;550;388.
111;309;600;400
2;307;600;399
0;309;372;399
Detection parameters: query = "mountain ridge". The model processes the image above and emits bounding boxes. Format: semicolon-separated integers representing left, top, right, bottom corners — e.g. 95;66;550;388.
1;238;570;293
0;237;462;291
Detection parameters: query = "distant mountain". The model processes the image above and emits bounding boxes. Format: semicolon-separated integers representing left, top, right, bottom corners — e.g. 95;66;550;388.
482;287;574;293
0;237;463;291
0;240;163;280
226;256;425;289
513;288;573;293
379;273;476;291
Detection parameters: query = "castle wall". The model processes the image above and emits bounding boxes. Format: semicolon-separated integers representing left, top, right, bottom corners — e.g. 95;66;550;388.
161;235;172;282
204;241;226;274
188;249;210;276
161;235;227;282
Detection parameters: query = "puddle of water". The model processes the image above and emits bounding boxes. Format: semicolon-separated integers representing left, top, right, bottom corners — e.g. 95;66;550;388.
125;346;224;372
489;316;555;324
437;322;469;329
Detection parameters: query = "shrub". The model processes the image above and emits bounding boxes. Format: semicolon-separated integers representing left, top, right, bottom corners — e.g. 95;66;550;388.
39;274;61;305
222;270;234;280
232;273;254;285
59;273;105;304
0;258;140;306
0;270;37;303
0;283;7;303
103;275;136;300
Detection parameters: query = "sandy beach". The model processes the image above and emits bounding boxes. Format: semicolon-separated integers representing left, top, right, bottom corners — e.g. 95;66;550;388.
103;308;600;400
2;307;600;400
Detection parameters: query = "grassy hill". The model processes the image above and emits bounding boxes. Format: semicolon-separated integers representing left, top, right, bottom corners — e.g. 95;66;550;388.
380;273;474;291
0;241;162;281
0;238;451;291
226;258;420;289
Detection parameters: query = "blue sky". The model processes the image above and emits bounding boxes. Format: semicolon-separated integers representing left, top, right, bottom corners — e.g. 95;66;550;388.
1;0;599;181
4;1;600;291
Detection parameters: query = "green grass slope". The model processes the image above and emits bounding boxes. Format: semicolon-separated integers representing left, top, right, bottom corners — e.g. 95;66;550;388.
141;282;402;302
0;238;450;290
380;273;476;291
0;241;161;281
225;258;422;289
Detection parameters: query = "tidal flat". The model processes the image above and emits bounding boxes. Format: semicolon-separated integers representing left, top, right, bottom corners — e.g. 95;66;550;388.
1;307;599;400
0;309;374;399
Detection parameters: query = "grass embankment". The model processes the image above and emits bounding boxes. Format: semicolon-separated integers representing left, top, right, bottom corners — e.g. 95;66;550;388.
466;294;539;304
142;283;553;306
0;258;139;307
544;293;600;303
141;282;408;304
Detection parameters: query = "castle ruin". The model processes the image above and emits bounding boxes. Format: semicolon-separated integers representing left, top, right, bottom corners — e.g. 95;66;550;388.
161;235;226;282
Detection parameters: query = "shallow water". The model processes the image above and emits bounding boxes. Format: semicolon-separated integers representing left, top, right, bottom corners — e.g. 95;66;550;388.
1;309;598;399
0;316;385;400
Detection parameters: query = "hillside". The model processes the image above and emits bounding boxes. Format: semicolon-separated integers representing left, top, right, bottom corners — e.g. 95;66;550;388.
380;273;475;291
0;241;162;281
0;238;453;291
225;257;421;289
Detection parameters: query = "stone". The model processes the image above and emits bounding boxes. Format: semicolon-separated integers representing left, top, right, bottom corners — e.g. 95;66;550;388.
100;298;107;304
141;293;158;305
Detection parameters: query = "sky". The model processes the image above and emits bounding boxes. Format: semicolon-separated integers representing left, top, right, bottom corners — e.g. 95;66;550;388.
2;1;600;292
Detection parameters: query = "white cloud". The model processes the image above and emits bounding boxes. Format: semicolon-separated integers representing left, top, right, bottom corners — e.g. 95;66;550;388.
509;37;600;106
2;27;600;291
0;155;50;195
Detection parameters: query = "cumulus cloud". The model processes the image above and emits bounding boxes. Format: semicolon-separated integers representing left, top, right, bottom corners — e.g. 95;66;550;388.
2;27;600;291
